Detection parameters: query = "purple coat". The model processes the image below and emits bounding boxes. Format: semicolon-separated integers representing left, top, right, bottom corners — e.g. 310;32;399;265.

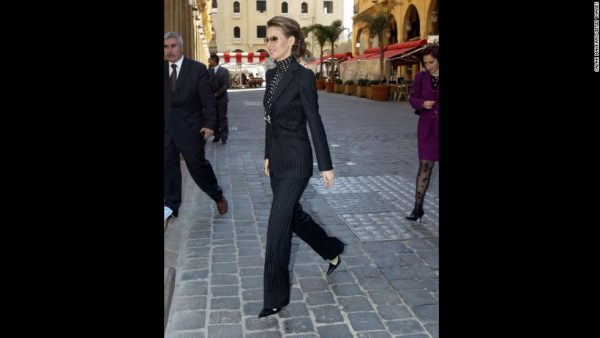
409;71;439;161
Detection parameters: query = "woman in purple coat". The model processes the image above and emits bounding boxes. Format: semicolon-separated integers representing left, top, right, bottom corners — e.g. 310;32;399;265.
407;44;439;222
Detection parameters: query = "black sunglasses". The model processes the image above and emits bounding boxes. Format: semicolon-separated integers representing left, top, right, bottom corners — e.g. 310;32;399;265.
264;36;279;43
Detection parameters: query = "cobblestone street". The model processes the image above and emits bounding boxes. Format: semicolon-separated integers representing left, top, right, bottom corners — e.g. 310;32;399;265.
165;88;439;338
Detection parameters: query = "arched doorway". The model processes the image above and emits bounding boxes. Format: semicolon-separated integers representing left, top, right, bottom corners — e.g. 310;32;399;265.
404;5;420;41
387;15;398;45
354;27;368;55
427;0;439;36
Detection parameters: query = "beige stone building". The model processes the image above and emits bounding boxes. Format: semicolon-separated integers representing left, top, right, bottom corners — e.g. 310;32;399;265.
210;0;346;57
164;0;214;65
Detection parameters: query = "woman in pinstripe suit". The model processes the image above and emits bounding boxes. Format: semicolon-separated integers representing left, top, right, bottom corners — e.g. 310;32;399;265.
258;16;345;318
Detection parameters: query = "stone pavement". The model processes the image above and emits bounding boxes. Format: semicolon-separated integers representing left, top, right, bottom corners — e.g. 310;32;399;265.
164;89;439;338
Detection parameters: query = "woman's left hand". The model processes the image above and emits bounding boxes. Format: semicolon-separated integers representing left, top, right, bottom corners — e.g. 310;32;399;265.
423;100;436;109
321;170;335;190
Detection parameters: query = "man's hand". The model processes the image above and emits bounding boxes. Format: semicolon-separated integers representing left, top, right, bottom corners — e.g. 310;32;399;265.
200;127;214;140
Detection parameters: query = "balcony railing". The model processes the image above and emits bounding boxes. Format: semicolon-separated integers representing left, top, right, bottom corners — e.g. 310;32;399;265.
300;13;309;19
233;12;240;18
233;38;242;44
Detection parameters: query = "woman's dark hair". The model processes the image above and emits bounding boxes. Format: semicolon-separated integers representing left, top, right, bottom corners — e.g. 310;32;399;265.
266;16;307;58
420;44;439;66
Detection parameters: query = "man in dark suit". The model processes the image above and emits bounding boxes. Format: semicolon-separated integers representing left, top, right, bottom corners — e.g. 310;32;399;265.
207;54;230;144
164;32;228;224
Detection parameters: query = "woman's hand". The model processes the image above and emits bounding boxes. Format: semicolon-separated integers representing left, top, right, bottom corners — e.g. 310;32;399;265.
321;170;335;190
264;159;270;176
422;100;436;110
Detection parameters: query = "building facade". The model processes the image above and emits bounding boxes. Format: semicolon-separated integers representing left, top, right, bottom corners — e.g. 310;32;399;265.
210;0;345;57
353;0;438;55
165;0;213;64
351;0;439;79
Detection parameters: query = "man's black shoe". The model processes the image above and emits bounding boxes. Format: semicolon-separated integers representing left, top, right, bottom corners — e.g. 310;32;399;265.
212;137;220;143
217;197;228;214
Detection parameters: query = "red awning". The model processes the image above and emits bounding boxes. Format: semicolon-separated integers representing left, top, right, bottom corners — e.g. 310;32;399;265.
345;46;379;62
217;52;268;64
308;52;354;65
348;39;427;63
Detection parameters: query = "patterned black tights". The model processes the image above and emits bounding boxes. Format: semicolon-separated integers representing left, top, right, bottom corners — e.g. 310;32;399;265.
409;160;435;218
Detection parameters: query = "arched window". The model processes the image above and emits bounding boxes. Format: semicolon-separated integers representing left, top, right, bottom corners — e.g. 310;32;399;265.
234;26;240;38
212;0;218;8
233;1;240;13
281;2;288;13
301;2;308;13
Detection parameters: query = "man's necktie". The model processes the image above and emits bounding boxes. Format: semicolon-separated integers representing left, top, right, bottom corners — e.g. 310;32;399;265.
170;64;177;91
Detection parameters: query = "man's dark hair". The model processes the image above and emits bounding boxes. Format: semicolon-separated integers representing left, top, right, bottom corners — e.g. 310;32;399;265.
209;54;220;63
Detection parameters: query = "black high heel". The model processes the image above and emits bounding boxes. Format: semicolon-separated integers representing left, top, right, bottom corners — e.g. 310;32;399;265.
405;208;424;222
258;307;282;318
327;256;341;275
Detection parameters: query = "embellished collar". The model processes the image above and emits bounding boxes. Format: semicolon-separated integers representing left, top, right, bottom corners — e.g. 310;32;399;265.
274;55;295;73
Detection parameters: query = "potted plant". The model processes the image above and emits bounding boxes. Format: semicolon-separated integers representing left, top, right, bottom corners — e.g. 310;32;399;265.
326;77;335;92
324;19;346;91
367;79;380;100
356;78;368;98
344;80;355;95
334;78;344;93
306;24;330;90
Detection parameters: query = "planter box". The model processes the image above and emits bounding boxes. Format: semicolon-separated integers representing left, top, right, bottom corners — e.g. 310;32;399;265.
316;79;326;90
326;81;335;92
344;84;356;95
371;85;390;101
366;86;373;100
356;85;367;98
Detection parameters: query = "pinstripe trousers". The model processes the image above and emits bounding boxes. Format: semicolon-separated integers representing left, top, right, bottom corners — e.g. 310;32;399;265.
263;176;344;309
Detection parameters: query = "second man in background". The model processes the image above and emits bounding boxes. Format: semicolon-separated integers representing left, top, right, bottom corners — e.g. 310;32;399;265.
208;54;230;144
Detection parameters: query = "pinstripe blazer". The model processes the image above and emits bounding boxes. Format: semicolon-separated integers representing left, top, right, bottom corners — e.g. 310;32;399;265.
263;60;333;178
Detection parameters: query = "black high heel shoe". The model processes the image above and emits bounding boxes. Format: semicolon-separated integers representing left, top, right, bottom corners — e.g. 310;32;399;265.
405;208;424;222
327;256;341;275
258;307;282;318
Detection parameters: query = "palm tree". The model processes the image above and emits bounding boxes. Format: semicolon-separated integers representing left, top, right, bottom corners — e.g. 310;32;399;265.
353;0;399;82
305;24;329;79
300;26;314;59
323;20;346;80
